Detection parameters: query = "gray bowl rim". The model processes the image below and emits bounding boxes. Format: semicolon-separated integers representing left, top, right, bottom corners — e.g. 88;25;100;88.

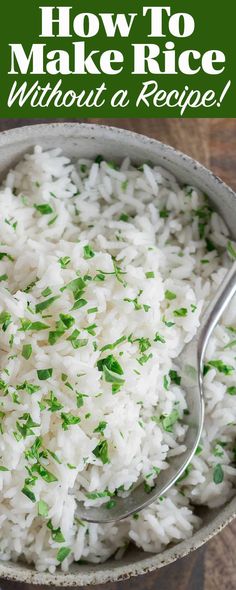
0;121;235;587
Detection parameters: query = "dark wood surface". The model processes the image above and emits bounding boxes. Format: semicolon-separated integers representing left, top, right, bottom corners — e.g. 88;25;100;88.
0;118;236;590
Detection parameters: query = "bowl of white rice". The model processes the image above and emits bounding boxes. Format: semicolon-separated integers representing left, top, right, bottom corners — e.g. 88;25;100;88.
0;122;236;587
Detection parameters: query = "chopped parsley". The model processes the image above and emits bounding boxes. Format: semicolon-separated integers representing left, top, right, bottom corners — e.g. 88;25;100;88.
93;421;107;434
213;463;224;484
17;382;40;395
120;212;129;221
161;409;179;432
165;290;176;301
45;391;63;412
56;547;71;563
177;464;193;482
35;296;59;314
0;311;12;332
169;370;181;385
16;414;40;439
22;344;32;360
61;412;81;431
93;440;109;464
154;332;166;344
37;368;53;381
146;271;155;279
137;353;153;366
227;241;236;260
173;308;188;318
47;520;65;542
0;274;8;282
101;336;126;352
162;316;175;328
97;355;123;375
227;386;236;395
22;485;36;503
38;499;49;517
59;256;71;269
87;307;98;314
76;393;87;408
31;463;58;483
204;360;234;376
159;208;169;218
83;244;95;259
163;375;170;391
34;204;54;215
71;299;87;311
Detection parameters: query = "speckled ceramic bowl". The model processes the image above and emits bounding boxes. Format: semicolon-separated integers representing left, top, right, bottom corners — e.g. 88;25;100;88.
0;123;236;587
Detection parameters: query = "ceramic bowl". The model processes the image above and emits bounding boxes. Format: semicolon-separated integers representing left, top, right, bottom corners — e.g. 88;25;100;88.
0;122;236;587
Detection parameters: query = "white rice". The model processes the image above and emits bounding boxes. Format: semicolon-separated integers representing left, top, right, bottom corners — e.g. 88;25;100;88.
0;147;236;573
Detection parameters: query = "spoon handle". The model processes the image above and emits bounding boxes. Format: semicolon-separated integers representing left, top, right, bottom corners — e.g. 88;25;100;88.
198;260;236;365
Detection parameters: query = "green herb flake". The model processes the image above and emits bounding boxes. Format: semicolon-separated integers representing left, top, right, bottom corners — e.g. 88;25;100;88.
101;336;126;352
97;354;123;376
106;500;116;509
145;271;155;279
47;519;65;542
205;360;234;376
16;414;40;439
169;370;181;385
45;391;63;413
154;332;166;344
93;421;107;434
34;204;54;215
31;463;58;483
93;440;109;464
59;256;71;269
87;307;98;314
195;445;203;456
76;393;87;408
83;244;95;260
0;311;12;332
0;274;8;282
227;386;236;395
61;412;81;431
37;368;53;381
21;486;36;503
165;290;176;301
56;547;71;563
71;299;87;311
173;308;188;318
137;353;153;366
86;490;111;500
159;209;169;218
48;215;58;226
162;316;175;328
177;464;193;482
163;375;170;391
38;499;49;517
227;241;236;260
22;344;32;360
41;287;52;297
35;296;59;314
161;409;179;432
213;464;224;484
17;382;40;395
119;212;129;221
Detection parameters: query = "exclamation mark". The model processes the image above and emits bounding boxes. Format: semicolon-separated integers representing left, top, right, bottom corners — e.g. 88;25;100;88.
217;80;231;107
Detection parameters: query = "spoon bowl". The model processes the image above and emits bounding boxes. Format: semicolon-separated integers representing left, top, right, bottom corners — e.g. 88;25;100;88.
76;261;236;523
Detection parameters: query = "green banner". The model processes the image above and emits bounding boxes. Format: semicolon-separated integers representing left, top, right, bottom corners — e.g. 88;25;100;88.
0;0;235;118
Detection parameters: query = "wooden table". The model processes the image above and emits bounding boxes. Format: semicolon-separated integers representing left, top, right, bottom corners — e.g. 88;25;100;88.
0;118;236;590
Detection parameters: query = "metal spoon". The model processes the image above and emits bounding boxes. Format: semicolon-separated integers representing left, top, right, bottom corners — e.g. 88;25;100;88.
75;261;236;523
